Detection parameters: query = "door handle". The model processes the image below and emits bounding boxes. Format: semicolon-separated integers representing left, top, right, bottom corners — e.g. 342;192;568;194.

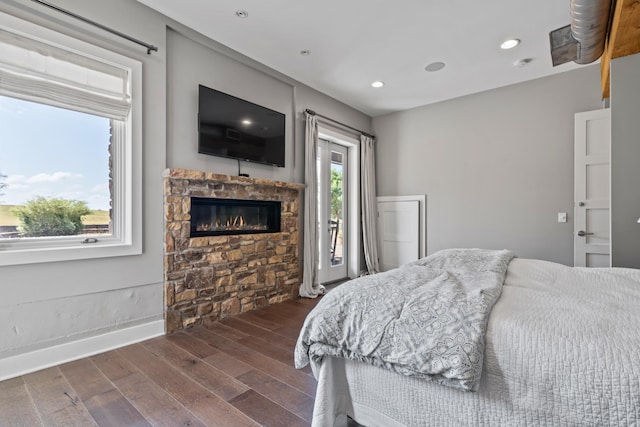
577;230;594;237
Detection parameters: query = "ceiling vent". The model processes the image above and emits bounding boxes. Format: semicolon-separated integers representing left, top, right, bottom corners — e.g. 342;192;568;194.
549;0;613;66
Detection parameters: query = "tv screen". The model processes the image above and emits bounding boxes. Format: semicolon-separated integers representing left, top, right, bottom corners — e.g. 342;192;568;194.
198;85;285;167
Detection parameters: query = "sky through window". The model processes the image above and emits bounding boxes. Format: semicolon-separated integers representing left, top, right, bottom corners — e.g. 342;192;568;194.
0;95;111;211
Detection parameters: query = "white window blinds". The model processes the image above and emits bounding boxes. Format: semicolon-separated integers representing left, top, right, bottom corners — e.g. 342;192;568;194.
0;28;131;120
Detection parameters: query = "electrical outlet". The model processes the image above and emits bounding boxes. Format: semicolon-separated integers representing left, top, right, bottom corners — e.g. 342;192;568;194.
557;212;567;223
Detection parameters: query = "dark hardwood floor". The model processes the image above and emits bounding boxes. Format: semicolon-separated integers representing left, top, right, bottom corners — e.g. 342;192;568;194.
0;296;322;427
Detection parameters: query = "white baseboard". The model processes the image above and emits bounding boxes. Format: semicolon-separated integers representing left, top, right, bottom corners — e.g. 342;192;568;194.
0;320;165;381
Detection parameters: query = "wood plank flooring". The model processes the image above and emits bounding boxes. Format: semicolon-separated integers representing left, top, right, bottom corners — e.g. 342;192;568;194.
0;296;322;427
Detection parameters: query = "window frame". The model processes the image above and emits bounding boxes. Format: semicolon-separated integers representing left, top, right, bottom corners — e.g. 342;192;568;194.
0;12;142;266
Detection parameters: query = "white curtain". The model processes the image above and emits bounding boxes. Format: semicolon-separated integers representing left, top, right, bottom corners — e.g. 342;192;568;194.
361;134;380;274
300;113;325;298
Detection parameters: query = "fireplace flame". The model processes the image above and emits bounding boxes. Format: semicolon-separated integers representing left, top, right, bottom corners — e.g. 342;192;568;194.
224;215;247;228
196;215;267;233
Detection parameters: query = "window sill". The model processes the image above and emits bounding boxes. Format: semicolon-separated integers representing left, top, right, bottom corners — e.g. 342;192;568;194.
0;239;142;266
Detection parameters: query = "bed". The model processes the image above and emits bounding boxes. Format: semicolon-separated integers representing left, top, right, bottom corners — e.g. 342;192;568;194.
295;249;640;426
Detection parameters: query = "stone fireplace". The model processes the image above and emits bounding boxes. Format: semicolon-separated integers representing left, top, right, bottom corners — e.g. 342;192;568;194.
163;169;303;333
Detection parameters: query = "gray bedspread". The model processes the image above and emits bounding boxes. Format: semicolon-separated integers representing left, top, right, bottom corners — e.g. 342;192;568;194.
294;248;515;392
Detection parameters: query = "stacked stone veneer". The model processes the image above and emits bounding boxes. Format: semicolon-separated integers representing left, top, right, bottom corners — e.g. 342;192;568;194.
163;169;304;334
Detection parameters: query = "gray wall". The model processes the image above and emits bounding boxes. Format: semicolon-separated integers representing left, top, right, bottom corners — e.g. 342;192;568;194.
167;28;372;185
0;0;167;360
0;0;371;367
373;65;603;265
611;53;640;268
167;29;295;183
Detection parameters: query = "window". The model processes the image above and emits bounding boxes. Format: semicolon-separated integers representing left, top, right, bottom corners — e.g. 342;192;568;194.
0;12;142;266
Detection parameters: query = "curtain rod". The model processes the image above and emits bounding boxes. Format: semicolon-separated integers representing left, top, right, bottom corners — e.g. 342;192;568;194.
304;108;374;139
29;0;159;54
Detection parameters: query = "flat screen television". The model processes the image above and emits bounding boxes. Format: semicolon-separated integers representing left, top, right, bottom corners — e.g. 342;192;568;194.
198;85;286;167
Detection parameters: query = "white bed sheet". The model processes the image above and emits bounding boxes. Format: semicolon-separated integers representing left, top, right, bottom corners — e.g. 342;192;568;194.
310;258;640;426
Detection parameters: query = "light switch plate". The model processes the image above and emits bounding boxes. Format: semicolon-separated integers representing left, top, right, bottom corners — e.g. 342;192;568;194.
557;212;567;223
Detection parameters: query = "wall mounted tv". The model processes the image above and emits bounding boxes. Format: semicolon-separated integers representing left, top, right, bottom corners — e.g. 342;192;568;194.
198;85;286;167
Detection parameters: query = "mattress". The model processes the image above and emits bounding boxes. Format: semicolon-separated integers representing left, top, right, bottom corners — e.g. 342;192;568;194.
309;258;640;426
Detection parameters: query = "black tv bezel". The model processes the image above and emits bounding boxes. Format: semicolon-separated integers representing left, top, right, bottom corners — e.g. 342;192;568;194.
197;85;286;168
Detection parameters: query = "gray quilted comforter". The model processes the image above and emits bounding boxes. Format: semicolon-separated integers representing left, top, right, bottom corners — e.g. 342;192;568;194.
294;248;515;392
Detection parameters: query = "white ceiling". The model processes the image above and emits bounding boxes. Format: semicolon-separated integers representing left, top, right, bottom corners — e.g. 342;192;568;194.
137;0;588;117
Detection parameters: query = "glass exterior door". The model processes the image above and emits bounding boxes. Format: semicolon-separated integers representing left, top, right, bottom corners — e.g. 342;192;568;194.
318;140;348;283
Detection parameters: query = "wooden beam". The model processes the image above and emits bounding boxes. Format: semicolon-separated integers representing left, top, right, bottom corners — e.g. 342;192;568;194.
611;0;640;58
602;0;640;98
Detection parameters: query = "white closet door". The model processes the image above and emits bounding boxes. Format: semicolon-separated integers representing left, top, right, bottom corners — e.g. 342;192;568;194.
377;200;420;271
574;109;610;267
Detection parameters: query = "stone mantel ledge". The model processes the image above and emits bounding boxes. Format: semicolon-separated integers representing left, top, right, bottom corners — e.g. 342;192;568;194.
163;168;305;191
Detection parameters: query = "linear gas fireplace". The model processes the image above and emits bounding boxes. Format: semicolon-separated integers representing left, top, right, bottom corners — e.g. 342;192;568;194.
190;197;281;237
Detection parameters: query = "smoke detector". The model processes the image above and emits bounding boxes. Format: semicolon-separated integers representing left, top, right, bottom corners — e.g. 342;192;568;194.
514;58;533;68
425;62;446;72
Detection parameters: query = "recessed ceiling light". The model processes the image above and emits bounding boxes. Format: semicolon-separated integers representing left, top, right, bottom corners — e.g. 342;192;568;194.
425;62;446;72
235;10;249;18
371;81;384;88
500;38;520;49
300;50;311;56
241;119;252;125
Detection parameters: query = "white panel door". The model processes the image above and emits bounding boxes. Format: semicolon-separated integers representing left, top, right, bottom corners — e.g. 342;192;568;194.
574;109;610;267
377;200;419;271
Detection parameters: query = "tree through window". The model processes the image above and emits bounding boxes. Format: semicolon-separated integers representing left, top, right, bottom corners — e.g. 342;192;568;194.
0;96;113;239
